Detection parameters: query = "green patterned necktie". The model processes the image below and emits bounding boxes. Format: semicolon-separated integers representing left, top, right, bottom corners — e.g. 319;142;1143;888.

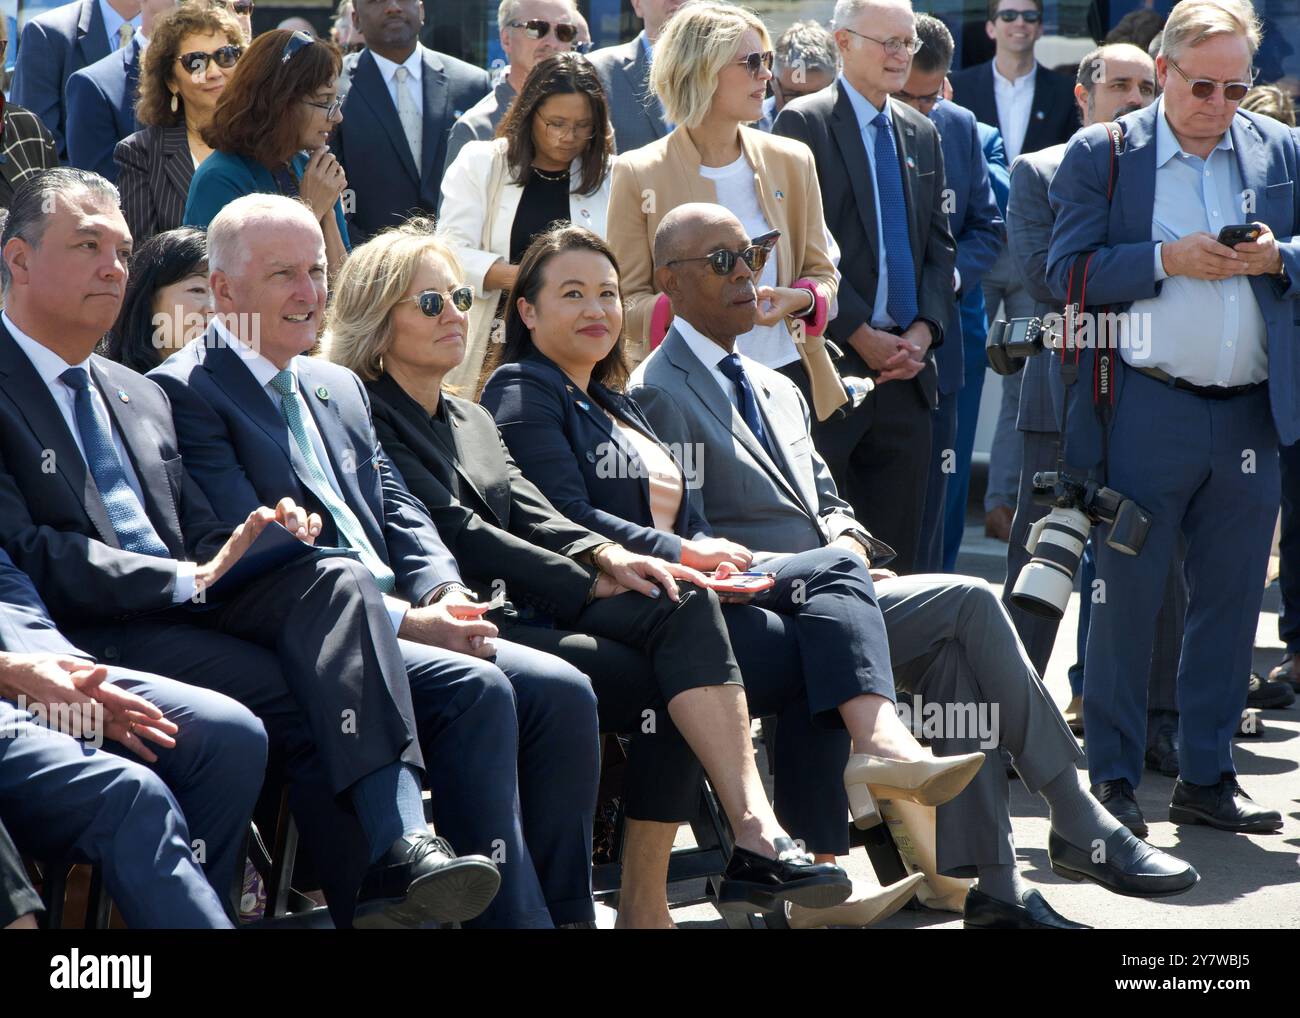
269;369;396;593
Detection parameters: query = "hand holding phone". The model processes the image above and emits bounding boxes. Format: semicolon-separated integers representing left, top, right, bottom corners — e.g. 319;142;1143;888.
1216;223;1262;248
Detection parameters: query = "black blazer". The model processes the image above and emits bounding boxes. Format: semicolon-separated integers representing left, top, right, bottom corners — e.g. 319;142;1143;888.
0;324;230;625
366;372;607;622
948;61;1079;157
772;86;956;406
115;125;194;245
479;352;711;563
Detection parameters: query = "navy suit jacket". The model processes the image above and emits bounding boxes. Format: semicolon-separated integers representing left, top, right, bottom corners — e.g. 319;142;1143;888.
11;0;113;158
332;45;490;246
1047;104;1300;467
0;548;85;656
929;100;1004;394
66;34;141;183
480;352;711;564
149;336;461;607
949;61;1079;158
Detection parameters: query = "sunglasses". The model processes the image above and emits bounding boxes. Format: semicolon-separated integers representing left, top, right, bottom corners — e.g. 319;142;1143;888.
508;19;578;44
407;286;475;317
1165;57;1254;102
667;244;772;276
178;44;243;75
735;50;775;77
228;0;254;14
281;29;315;64
994;9;1042;23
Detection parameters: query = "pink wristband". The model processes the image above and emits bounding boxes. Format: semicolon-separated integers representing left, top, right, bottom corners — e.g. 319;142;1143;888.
792;279;828;337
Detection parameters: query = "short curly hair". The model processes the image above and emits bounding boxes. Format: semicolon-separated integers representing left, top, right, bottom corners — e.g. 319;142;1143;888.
137;2;245;129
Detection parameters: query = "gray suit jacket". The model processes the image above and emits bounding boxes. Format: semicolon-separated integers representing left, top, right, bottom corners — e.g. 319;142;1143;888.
585;34;668;155
1007;142;1067;434
441;76;515;176
629;328;893;564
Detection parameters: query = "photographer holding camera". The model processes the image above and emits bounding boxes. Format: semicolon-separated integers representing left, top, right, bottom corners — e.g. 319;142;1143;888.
1046;0;1300;835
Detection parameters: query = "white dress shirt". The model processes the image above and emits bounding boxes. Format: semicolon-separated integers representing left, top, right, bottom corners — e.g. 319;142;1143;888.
370;45;424;119
992;61;1036;165
3;311;195;603
674;315;742;408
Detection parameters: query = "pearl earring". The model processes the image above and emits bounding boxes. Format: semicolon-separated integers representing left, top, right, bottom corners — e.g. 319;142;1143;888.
171;92;179;113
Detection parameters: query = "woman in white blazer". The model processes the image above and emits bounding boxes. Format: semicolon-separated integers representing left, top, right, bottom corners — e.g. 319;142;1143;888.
437;52;614;393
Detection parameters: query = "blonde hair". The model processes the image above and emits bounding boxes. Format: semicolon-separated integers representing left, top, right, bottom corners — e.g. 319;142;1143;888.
650;1;773;130
1159;0;1262;60
1240;83;1296;126
324;219;465;382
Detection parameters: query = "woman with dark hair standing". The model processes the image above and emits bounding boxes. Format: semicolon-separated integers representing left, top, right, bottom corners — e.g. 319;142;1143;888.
183;29;350;274
436;51;613;393
102;227;212;374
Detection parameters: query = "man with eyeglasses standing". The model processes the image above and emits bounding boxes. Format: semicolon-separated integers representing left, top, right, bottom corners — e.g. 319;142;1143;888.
950;0;1078;546
1049;0;1299;836
773;0;956;575
332;0;490;245
442;0;582;171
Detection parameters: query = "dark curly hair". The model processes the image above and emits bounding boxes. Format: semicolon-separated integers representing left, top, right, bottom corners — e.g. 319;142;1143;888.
136;2;245;128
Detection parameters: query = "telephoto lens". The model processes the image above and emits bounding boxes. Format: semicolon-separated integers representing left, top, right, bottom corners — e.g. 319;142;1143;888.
1011;507;1092;619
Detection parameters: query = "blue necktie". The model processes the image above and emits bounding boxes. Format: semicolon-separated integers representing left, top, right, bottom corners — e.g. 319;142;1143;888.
718;353;776;461
871;111;919;329
60;367;170;557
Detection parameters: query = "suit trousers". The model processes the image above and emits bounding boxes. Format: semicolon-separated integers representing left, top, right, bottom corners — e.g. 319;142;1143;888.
1083;371;1278;788
877;574;1083;876
0;686;251;927
1277;438;1300;651
917;388;960;572
982;253;1036;511
0;816;43;927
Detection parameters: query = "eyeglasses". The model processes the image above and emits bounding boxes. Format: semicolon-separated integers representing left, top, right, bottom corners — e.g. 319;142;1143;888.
508;20;578;44
841;28;923;57
303;95;345;119
539;117;594;142
733;50;774;77
1165;57;1254;102
228;0;254;14
895;88;943;107
667;244;772;276
281;29;315;64
406;286;475;317
993;9;1042;23
178;45;243;75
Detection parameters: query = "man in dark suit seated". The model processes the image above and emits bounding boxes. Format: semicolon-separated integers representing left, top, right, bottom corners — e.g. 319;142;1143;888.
332;0;490;245
0;168;500;929
1;548;259;927
630;201;1200;928
151;192;603;929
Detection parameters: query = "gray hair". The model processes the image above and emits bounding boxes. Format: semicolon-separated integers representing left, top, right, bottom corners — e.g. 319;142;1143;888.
832;0;911;30
1159;0;1262;61
497;0;519;33
208;193;321;276
0;168;121;296
913;13;954;75
775;20;838;75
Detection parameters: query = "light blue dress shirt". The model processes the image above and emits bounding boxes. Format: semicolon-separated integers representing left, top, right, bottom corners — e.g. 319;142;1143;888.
838;75;897;329
98;0;141;50
1126;99;1268;386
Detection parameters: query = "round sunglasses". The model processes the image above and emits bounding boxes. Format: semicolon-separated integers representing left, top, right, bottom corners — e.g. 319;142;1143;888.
508;19;578;44
1165;57;1254;102
667;244;771;276
406;287;475;317
178;44;243;75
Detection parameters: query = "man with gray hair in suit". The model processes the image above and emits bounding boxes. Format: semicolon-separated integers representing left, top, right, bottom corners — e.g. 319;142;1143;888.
755;20;839;132
630;201;1198;928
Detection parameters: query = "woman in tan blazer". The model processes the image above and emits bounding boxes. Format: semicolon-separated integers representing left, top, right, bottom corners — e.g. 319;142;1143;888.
606;0;848;421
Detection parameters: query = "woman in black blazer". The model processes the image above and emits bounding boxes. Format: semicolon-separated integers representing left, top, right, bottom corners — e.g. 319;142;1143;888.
325;220;852;927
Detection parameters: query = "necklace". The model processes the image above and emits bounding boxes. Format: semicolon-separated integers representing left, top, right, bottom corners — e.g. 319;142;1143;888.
532;165;570;182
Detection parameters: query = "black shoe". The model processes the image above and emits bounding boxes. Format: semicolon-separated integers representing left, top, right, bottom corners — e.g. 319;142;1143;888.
1090;778;1149;838
1169;775;1284;833
1144;723;1179;777
717;837;851;913
963;888;1091;929
1268;652;1300;693
1048;828;1199;897
1246;671;1295;709
354;833;501;928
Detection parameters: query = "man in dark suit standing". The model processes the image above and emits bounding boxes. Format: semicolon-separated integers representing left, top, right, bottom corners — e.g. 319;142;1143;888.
11;0;140;159
894;14;1003;572
585;0;680;154
332;0;489;245
950;0;1078;542
773;0;956;574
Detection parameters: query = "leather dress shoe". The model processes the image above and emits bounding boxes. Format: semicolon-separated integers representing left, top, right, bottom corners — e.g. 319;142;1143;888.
1268;652;1300;693
717;837;851;913
1169;775;1283;833
1063;695;1084;737
1144;721;1179;777
963;888;1090;929
1049;828;1199;897
1090;778;1148;838
786;872;925;928
1246;671;1295;709
354;833;501;928
985;505;1013;541
843;749;986;827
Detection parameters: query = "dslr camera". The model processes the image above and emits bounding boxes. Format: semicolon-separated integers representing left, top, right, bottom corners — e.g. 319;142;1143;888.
1011;472;1153;620
986;316;1050;375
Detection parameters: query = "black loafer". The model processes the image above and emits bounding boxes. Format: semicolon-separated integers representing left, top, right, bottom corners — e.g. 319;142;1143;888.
354;833;501;928
1169;775;1283;833
717;837;851;913
1267;652;1300;693
1245;671;1295;710
1144;722;1179;777
1049;828;1199;898
963;888;1090;929
1090;778;1149;838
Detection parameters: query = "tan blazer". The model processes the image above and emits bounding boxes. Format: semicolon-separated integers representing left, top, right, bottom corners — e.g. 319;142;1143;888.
606;124;848;420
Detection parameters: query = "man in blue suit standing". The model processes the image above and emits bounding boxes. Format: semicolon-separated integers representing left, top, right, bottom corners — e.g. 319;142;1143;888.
895;14;1003;573
66;0;176;183
12;0;141;158
1047;0;1299;834
332;0;489;246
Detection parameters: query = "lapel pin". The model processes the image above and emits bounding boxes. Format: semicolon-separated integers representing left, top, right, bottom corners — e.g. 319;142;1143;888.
315;385;330;401
577;400;590;411
774;189;784;200
118;389;130;403
580;208;591;219
905;155;915;169
1035;110;1045;119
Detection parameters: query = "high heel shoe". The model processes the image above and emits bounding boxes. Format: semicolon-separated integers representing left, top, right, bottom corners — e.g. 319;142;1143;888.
843;750;987;826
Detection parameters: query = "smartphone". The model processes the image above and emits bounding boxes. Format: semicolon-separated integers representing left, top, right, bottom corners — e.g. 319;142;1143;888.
703;570;776;594
751;229;781;251
1217;224;1262;247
